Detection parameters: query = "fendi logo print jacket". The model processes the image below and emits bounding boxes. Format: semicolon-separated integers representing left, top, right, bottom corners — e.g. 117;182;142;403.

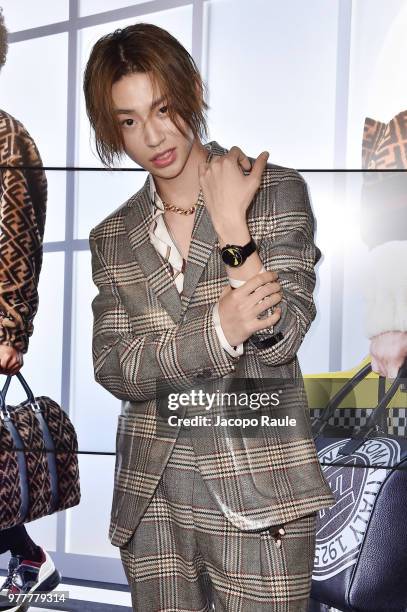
0;110;47;353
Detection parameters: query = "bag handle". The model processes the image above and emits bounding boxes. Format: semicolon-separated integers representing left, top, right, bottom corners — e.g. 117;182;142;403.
0;372;35;413
312;362;373;437
338;359;407;455
312;358;407;440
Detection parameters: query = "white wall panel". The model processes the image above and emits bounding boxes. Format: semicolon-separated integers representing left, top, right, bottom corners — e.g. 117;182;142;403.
202;0;340;169
0;1;68;32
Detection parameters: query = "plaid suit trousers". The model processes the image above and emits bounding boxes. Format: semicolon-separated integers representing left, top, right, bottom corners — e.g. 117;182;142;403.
120;426;317;612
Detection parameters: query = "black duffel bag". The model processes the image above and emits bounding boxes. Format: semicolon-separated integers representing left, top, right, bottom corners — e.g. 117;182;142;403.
0;372;81;529
310;359;407;612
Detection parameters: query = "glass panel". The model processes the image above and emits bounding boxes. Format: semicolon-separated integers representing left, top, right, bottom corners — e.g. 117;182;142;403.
0;0;69;32
75;169;147;240
70;251;121;453
299;172;370;373
44;170;66;243
298;172;335;374
203;0;340;169
80;0;154;17
341;171;371;368
4;252;64;406
24;514;57;553
0;34;68;168
66;455;120;558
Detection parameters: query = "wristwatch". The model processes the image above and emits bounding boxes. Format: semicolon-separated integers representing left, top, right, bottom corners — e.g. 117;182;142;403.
220;238;256;267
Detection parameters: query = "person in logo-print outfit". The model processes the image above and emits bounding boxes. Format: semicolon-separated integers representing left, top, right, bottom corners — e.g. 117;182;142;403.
0;8;61;607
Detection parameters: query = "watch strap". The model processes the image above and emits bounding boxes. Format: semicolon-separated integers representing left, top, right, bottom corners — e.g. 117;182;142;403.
240;238;256;258
220;238;256;255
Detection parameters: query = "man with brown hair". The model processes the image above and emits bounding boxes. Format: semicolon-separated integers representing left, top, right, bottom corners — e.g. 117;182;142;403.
0;7;61;607
85;22;334;611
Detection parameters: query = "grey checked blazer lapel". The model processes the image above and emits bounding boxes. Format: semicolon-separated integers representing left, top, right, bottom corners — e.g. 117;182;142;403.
122;183;183;323
180;199;218;316
122;142;226;323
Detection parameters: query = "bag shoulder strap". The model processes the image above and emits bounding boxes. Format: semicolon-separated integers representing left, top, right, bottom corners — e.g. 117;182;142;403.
312;359;407;440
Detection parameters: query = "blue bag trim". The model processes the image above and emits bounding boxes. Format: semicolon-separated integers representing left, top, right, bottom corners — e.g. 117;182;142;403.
34;410;59;512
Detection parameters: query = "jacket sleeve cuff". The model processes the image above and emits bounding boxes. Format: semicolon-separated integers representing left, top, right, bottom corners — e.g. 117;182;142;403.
361;240;407;337
212;301;244;357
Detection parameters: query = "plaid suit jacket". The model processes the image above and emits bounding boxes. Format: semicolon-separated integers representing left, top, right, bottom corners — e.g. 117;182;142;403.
90;141;335;548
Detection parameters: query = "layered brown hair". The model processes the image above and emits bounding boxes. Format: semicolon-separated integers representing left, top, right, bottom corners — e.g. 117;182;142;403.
83;23;209;167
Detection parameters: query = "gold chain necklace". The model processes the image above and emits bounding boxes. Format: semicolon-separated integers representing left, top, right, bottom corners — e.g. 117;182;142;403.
160;150;213;215
161;200;197;215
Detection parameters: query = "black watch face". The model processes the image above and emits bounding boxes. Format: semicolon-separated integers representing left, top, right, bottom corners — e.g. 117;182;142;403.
222;246;243;267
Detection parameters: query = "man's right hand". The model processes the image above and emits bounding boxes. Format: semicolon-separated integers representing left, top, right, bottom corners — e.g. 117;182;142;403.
218;271;282;346
0;345;23;376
